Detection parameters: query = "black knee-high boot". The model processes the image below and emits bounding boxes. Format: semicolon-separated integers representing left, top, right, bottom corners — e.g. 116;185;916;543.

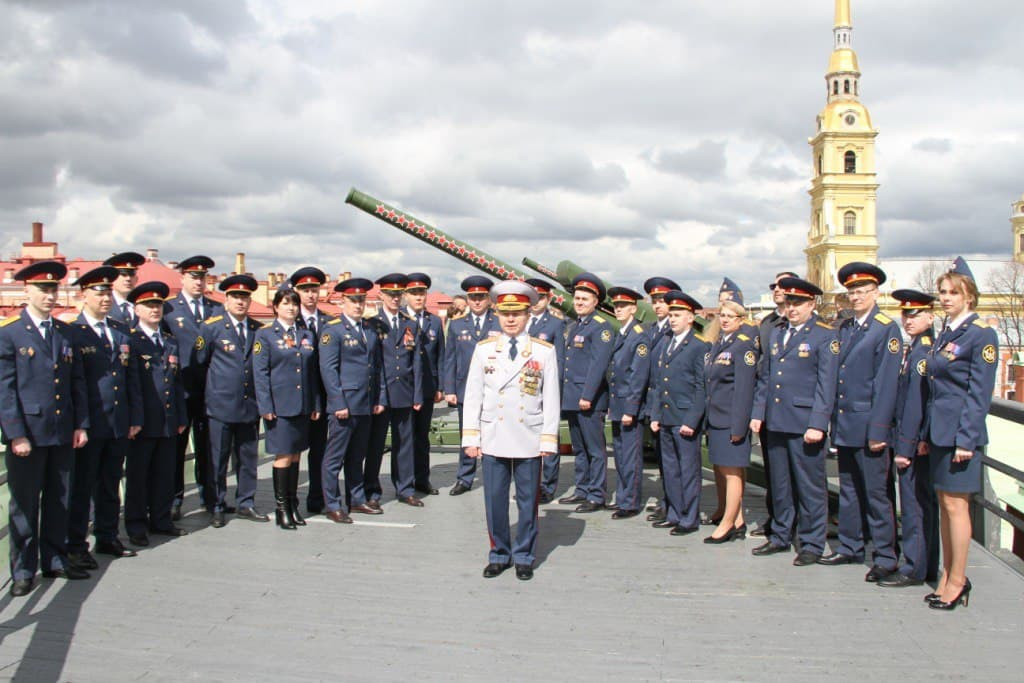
289;462;306;526
274;467;296;530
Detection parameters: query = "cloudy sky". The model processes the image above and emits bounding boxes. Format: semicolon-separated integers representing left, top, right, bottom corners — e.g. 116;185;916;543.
2;0;1022;301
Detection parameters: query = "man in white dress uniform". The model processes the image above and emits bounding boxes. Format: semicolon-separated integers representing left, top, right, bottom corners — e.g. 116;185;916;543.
462;280;561;581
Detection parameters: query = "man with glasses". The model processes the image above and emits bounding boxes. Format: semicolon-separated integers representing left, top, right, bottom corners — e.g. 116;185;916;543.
525;278;565;503
818;263;902;582
163;255;219;519
104;252;145;326
749;277;838;566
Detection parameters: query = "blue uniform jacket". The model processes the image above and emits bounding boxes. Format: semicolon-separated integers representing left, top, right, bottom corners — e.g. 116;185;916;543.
752;313;839;434
643;319;672;418
193;314;262;424
318;315;386;415
163;293;222;399
297;308;335;403
411;308;444;401
0;311;89;446
705;330;758;437
253;322;322;418
926;314;998;451
648;329;709;427
831;306;903;446
108;297;136;327
375;309;423;409
561;312;616;412
72;315;135;440
607;321;651;421
893;332;933;459
128;327;187;439
443;310;499;402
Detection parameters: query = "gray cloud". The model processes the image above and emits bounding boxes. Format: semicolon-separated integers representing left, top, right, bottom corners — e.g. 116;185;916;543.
645;141;728;181
912;138;953;154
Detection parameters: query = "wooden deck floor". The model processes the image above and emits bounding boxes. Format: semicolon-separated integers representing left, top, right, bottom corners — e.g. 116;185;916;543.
1;451;1021;682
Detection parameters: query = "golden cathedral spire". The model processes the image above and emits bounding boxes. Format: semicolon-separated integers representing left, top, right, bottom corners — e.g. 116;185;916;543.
835;0;851;30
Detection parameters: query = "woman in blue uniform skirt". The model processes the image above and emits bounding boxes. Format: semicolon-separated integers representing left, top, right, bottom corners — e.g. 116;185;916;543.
703;298;757;543
253;286;322;529
924;259;997;609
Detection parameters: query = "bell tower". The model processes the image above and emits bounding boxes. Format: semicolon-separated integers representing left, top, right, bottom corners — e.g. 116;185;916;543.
805;0;880;295
1012;193;1024;263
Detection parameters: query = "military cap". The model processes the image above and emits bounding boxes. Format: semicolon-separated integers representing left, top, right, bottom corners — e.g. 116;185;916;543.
461;275;494;294
335;277;373;296
837;262;886;288
73;265;119;291
128;281;170;304
525;278;555;294
891;289;936;313
289;266;326;289
572;272;606;300
491;280;537;311
218;274;258;295
176;255;215;273
376;273;408;293
103;252;145;271
776;276;822;300
719;277;744;305
608;286;643;304
663;290;702;313
643;276;680;297
405;272;432;290
15;260;67;284
950;256;975;281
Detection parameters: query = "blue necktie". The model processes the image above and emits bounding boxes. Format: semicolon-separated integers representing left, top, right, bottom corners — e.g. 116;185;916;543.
509;337;517;361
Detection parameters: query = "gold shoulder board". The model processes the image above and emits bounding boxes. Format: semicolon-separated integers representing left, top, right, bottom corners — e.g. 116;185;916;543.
204;315;223;324
874;312;892;325
972;319;988;328
532;337;553;348
0;315;19;328
737;333;750;341
592;315;606;323
921;336;932;346
815;321;833;329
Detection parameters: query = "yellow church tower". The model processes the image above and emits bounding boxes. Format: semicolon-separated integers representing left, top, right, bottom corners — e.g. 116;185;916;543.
805;0;880;295
1012;193;1024;263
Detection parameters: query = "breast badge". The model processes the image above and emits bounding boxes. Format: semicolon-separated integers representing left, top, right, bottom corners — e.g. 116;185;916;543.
520;359;542;396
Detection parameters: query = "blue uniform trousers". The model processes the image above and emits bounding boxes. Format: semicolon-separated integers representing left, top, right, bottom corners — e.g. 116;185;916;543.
412;400;434;488
305;416;328;512
659;427;701;528
388;407;416;499
541;453;560;497
757;425;775;532
765;431;827;554
896;456;939;580
836;446;898;568
323;414;371;511
454;403;478;487
175;393;211;508
611;420;644;511
482;455;541;566
125;437;176;537
207;418;259;512
68;436;127;551
366;408;391;501
567;409;607;504
6;445;73;580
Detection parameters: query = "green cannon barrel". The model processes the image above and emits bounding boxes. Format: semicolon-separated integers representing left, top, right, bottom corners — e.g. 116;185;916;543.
527;258;659;324
345;187;576;315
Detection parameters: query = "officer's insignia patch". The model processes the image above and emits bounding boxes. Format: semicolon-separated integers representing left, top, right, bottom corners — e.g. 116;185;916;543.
321;333;332;345
253;341;262;355
195;336;205;351
637;344;648;357
922;336;932;347
600;329;611;342
744;350;756;366
829;339;840;355
916;359;927;376
982;345;996;364
888;338;900;354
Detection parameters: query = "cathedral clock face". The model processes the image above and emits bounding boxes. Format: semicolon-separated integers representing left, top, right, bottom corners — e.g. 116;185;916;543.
844;113;857;126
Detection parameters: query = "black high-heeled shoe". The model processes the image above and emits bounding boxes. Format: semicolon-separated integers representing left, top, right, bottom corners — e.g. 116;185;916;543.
923;591;939;602
733;523;747;539
929;578;971;611
704;525;743;544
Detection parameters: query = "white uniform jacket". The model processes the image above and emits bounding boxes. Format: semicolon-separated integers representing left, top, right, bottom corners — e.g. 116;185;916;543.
461;334;560;459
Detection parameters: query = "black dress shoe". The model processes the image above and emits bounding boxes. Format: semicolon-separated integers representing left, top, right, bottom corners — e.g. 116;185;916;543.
129;534;150;546
606;503;619;511
94;539;137;558
237;506;270;522
751;541;790;556
10;578;33;597
877;572;924;588
367;500;382;510
68;551;99;570
574;501;603;513
325;510;353;524
350;503;383;515
817;552;862;566
482;562;511;578
865;565;895;583
211;511;226;528
42;566;90;580
700;513;723;526
415;484;439;495
793;550;822;566
669;526;698;536
646;511;667;522
515;565;534;581
400;496;425;507
611;509;639;520
652;520;676;529
645;502;662;512
749;526;768;537
558;493;587;505
151;526;188;537
538;492;553;504
170;503;182;521
449;482;471;496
